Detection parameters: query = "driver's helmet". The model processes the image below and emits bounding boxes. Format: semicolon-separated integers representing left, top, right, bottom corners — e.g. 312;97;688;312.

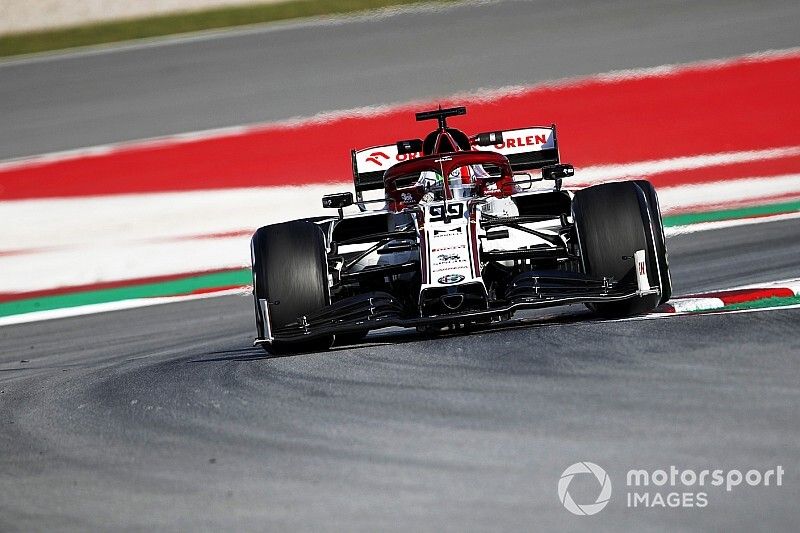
448;165;488;200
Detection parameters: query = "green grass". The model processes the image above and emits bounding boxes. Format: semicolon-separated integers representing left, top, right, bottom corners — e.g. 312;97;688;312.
0;0;451;58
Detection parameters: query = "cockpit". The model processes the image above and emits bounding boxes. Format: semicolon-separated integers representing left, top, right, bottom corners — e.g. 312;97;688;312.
417;164;492;202
384;150;513;209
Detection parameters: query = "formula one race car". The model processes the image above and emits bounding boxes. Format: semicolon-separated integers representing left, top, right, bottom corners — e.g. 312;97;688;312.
251;106;671;352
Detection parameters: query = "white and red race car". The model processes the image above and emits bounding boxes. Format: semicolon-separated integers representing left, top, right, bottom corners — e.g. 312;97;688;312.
251;106;671;352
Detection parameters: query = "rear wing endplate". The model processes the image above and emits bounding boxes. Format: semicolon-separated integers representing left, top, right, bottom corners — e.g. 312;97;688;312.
351;143;422;199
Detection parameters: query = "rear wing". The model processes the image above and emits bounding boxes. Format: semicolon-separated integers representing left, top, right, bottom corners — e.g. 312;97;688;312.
351;144;422;199
351;125;561;199
472;125;560;171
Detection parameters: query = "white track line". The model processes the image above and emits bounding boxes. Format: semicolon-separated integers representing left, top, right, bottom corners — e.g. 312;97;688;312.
666;298;727;313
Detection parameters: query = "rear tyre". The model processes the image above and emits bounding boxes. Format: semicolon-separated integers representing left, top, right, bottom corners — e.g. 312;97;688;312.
632;180;672;304
572;181;662;317
251;221;333;353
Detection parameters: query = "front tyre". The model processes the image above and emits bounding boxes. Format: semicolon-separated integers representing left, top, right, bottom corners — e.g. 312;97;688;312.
572;181;663;317
251;221;333;353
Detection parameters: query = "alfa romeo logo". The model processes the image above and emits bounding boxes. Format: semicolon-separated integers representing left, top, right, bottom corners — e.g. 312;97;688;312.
558;462;612;516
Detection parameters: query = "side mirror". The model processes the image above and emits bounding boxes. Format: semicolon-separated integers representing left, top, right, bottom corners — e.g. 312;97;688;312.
542;164;574;180
322;192;354;209
396;139;423;155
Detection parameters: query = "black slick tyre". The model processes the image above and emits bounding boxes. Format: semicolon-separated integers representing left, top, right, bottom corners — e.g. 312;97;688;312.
251;220;333;353
572;181;662;317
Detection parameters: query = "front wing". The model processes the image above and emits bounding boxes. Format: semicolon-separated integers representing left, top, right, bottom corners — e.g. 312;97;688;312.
255;275;659;345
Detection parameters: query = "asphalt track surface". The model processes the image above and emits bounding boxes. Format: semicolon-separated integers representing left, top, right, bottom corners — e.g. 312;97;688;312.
2;1;800;531
2;0;800;160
